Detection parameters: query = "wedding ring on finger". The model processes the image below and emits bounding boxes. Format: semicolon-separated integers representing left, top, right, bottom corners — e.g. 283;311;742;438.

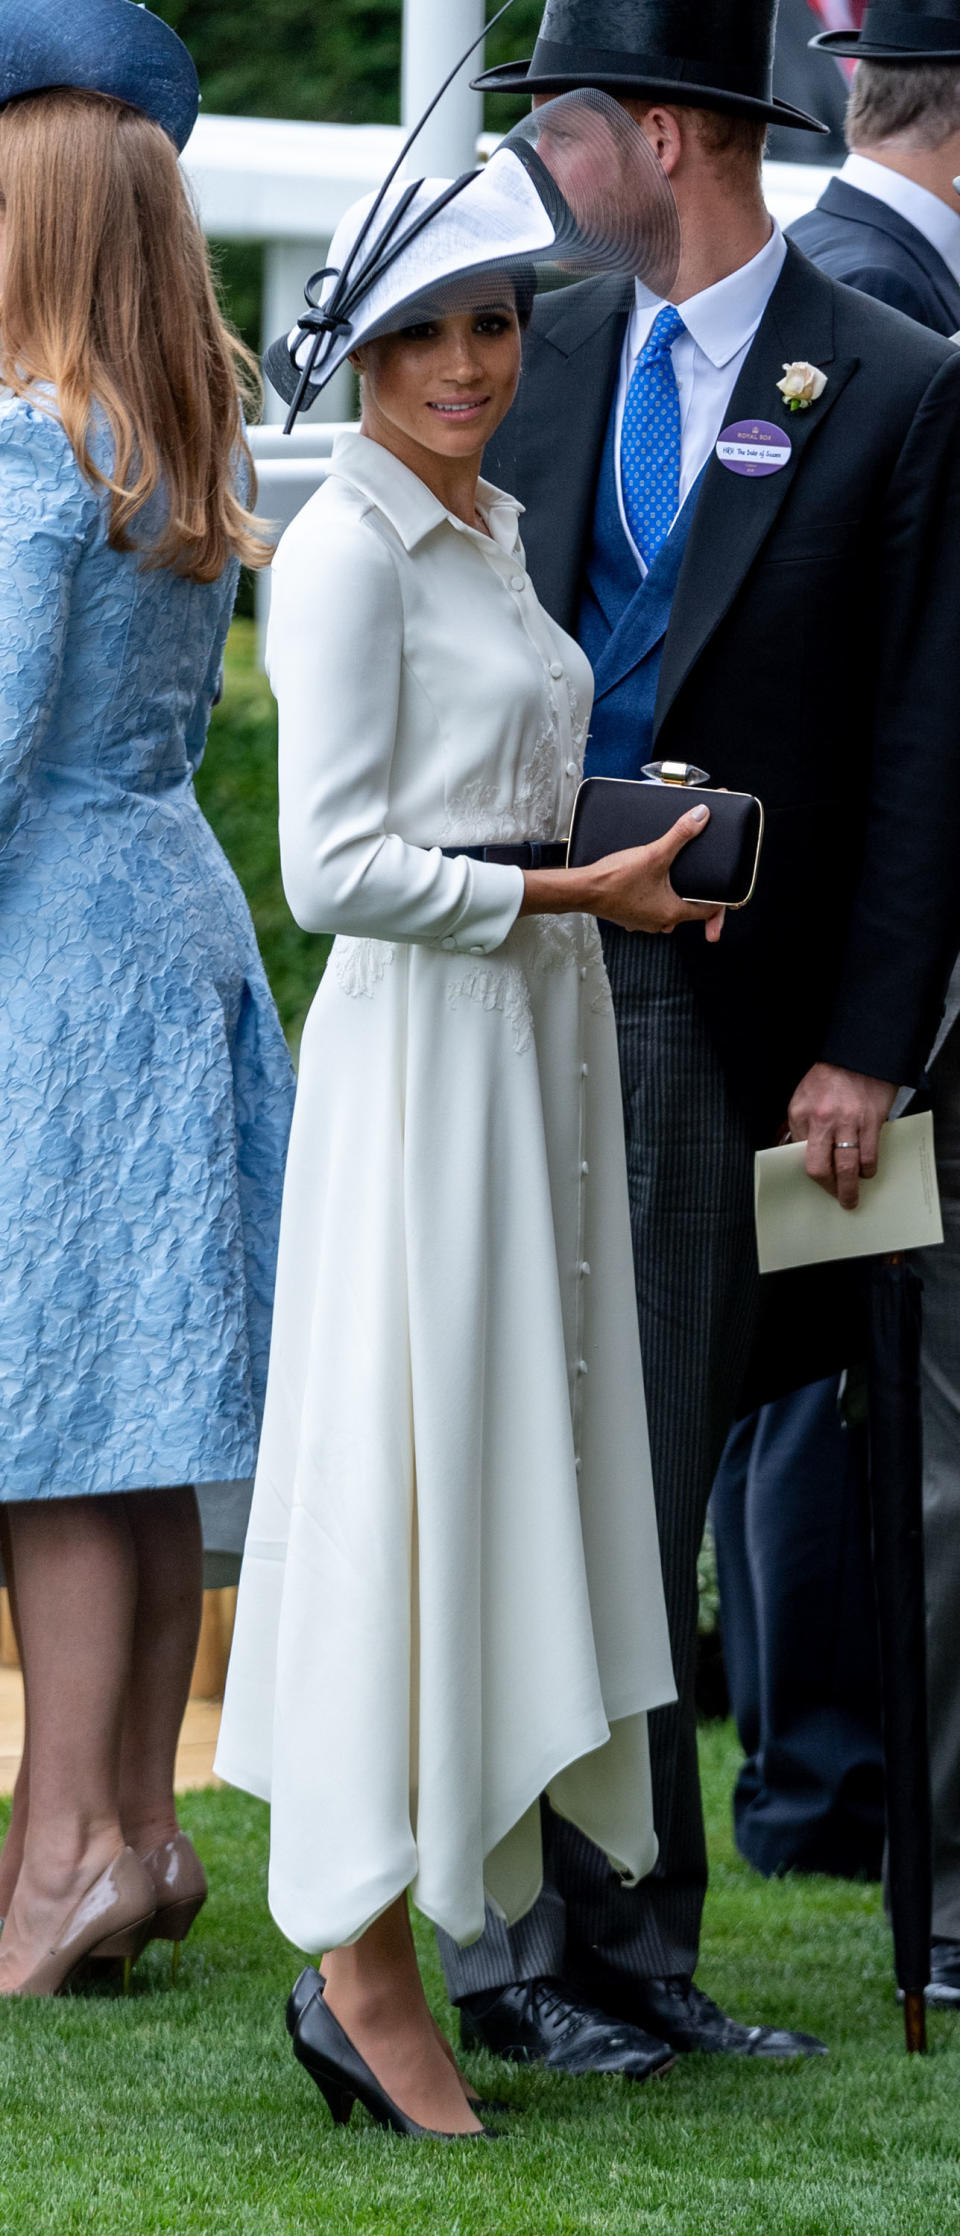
834;1139;860;1154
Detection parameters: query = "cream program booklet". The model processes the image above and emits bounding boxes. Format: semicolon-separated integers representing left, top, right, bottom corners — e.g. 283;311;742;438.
754;1111;943;1275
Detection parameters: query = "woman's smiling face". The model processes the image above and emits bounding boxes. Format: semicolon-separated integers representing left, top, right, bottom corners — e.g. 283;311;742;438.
353;294;523;466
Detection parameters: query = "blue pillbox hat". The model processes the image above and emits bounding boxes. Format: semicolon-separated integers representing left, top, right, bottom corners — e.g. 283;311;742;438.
0;0;199;152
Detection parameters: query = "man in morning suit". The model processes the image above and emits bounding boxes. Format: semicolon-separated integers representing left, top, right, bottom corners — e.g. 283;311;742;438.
792;2;960;328
715;0;960;2006
433;0;960;2074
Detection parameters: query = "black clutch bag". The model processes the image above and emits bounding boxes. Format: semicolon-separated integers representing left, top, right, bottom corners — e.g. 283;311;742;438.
566;762;764;909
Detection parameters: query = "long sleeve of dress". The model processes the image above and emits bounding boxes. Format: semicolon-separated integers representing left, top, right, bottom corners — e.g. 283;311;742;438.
0;400;94;853
268;504;525;953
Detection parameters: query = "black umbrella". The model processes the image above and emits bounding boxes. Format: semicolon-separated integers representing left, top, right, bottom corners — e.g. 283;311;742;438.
738;1248;932;2050
865;1252;932;2055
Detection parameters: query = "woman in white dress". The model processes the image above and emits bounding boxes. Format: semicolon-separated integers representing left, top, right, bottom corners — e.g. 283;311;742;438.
217;112;723;2141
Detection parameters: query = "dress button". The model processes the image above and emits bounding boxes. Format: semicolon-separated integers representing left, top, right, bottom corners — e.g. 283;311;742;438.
580;1062;589;1079
550;661;564;680
510;573;526;592
580;1160;590;1177
580;965;588;981
565;761;579;779
579;1261;591;1278
576;1359;589;1378
575;1456;583;1475
468;945;484;955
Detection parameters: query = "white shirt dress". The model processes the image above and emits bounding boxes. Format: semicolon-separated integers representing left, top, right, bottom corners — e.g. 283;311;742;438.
215;431;675;1953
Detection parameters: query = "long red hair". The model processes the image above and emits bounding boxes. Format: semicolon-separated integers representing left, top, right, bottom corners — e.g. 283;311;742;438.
0;87;272;583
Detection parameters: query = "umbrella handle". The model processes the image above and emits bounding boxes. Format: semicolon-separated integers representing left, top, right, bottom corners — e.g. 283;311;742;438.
903;1991;928;2056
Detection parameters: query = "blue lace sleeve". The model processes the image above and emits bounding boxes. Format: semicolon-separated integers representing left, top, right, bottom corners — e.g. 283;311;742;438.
0;398;97;850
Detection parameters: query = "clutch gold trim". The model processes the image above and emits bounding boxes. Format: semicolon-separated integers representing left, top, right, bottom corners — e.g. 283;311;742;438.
565;777;765;912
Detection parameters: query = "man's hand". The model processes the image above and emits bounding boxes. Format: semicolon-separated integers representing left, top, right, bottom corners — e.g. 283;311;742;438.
786;1063;898;1210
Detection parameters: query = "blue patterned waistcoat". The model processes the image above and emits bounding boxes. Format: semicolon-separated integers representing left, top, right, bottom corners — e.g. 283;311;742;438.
579;391;705;780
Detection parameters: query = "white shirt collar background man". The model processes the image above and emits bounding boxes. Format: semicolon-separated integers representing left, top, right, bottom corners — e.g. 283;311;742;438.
840;146;960;284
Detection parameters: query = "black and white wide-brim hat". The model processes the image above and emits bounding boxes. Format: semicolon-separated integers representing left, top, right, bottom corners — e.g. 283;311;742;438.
810;0;960;60
0;0;199;151
473;0;828;134
265;90;682;417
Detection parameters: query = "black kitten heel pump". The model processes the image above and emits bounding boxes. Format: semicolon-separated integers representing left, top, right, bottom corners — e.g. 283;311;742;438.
286;1968;516;2122
288;1976;502;2140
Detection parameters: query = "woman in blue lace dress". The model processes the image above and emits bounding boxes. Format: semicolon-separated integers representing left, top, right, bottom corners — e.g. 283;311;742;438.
0;6;294;1994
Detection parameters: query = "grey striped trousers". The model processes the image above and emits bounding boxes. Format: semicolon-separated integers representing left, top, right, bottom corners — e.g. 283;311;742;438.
439;928;760;1999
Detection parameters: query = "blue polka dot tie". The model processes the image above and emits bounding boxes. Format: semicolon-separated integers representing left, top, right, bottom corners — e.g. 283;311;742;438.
620;303;685;570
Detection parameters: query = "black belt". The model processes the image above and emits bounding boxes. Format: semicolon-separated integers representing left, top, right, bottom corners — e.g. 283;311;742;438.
439;841;568;869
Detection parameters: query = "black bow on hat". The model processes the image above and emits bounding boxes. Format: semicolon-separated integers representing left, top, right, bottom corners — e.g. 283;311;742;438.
473;0;829;132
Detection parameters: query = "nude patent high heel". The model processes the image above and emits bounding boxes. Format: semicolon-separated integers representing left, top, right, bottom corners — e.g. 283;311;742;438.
6;1848;156;1998
139;1832;208;1981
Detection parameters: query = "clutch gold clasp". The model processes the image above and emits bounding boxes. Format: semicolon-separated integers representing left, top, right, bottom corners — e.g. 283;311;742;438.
641;760;711;788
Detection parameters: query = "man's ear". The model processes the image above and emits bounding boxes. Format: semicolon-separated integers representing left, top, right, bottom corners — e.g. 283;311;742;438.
623;101;685;177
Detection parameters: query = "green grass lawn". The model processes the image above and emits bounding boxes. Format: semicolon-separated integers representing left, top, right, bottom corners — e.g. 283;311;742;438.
0;1723;956;2235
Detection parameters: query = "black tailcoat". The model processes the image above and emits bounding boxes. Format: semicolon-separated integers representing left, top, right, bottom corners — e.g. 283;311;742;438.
486;241;960;1141
790;177;960;335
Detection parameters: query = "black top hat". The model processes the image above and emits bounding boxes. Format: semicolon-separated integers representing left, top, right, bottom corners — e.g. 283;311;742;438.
473;0;829;133
810;0;960;62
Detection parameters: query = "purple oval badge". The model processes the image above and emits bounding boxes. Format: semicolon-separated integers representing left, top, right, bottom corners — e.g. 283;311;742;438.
716;419;792;477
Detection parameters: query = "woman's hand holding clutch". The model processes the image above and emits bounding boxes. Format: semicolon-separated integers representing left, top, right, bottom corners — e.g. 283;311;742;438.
519;803;725;944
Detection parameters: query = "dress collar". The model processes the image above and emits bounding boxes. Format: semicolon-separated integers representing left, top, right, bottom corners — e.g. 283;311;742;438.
329;429;523;554
631;222;787;371
840;153;960;288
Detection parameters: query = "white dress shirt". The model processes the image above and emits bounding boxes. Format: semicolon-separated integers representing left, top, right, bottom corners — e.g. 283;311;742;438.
615;221;787;574
840;151;960;288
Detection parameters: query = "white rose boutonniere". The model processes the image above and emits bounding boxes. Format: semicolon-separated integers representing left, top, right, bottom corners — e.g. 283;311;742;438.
777;361;828;413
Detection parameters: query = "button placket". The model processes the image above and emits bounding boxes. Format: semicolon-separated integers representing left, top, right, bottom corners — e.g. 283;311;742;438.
571;930;591;1471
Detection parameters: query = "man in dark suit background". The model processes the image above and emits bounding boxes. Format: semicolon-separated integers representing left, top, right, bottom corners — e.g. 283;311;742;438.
431;0;960;2074
792;1;960;328
715;0;960;2008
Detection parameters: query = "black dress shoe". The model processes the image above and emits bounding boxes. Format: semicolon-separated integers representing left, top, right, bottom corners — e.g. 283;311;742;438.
290;1983;502;2139
895;1941;960;2008
459;1979;675;2079
927;1942;960;2007
626;1975;827;2058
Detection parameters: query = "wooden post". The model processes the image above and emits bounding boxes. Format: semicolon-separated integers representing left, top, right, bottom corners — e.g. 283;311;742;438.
0;1590;18;1669
189;1588;238;1701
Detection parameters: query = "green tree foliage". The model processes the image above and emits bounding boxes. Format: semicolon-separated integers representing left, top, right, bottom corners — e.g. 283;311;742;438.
154;0;545;130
